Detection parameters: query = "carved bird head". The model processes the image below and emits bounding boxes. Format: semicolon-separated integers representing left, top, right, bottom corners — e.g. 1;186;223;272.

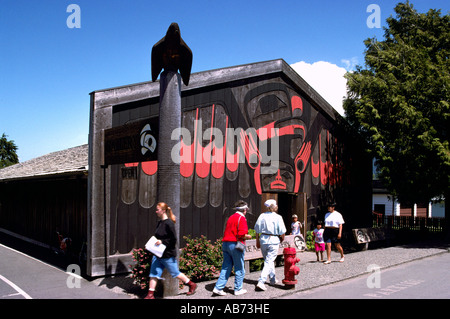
151;23;193;86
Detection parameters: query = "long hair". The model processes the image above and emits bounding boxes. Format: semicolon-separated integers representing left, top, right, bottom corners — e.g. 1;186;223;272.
157;202;176;223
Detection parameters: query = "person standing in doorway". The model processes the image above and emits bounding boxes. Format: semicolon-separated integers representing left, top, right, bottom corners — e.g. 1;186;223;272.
323;203;345;264
254;199;287;291
213;200;252;296
145;202;197;299
290;214;301;235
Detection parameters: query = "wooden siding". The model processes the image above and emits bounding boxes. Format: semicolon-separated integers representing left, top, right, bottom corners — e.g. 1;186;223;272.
105;76;371;254
0;177;87;252
88;59;373;276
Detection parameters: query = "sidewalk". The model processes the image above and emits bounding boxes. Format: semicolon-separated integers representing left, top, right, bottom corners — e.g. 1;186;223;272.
93;239;450;299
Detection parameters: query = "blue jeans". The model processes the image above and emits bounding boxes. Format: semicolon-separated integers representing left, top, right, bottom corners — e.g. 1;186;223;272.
214;242;245;291
259;243;279;283
149;255;181;279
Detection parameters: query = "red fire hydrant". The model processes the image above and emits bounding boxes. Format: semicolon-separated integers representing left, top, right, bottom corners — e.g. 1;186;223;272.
282;247;300;287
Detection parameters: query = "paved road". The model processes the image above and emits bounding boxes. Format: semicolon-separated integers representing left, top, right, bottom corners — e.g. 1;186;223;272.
282;252;450;299
0;243;130;299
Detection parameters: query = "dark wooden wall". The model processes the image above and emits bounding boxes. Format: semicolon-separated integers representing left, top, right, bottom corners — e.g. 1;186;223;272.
106;75;372;254
0;176;87;252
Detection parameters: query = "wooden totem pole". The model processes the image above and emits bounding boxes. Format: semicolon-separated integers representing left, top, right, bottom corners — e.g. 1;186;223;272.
151;22;193;296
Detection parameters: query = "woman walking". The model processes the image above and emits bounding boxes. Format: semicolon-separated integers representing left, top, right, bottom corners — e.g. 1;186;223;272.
145;202;197;299
213;200;252;296
323;203;345;264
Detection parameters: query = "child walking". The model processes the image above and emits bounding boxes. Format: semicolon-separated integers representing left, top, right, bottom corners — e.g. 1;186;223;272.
312;221;325;262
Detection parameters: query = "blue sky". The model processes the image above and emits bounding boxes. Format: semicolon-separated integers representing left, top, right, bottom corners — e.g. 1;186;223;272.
1;0;448;162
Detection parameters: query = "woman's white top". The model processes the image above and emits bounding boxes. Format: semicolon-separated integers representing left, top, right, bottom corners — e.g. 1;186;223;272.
324;211;345;228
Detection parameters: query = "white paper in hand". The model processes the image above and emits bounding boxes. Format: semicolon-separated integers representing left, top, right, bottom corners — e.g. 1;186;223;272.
145;236;166;258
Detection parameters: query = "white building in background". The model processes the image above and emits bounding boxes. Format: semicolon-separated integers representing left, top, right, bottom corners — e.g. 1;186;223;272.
372;160;445;218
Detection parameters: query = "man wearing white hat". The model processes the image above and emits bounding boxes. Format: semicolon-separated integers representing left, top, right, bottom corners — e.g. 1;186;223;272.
254;199;287;291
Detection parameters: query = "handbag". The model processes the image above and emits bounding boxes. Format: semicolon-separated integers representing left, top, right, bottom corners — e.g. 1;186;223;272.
235;241;245;252
234;216;245;252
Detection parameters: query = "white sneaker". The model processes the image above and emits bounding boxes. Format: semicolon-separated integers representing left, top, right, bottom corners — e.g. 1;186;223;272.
256;281;267;291
234;289;247;296
213;287;226;296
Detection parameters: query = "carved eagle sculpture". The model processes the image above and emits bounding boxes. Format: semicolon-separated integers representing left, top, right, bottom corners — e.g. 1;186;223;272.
151;22;193;86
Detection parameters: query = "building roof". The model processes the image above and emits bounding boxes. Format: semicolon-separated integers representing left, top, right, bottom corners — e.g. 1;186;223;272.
0;144;88;182
90;59;341;123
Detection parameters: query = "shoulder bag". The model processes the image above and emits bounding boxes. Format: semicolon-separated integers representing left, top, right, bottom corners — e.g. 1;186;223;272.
235;216;245;252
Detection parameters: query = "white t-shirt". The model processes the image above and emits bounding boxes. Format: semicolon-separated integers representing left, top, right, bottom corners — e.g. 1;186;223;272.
313;228;324;244
324;211;345;228
291;221;301;235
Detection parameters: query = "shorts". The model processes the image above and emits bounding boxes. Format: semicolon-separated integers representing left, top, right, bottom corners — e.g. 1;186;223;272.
149;255;181;279
323;227;340;244
315;243;325;251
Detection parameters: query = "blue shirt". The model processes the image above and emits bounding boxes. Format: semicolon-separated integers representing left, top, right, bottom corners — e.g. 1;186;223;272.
254;211;287;245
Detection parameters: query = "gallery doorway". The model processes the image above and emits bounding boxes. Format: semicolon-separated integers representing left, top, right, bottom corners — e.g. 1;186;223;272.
261;192;307;238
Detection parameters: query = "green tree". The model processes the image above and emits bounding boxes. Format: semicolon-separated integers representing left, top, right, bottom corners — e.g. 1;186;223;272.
344;1;449;205
0;133;19;168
